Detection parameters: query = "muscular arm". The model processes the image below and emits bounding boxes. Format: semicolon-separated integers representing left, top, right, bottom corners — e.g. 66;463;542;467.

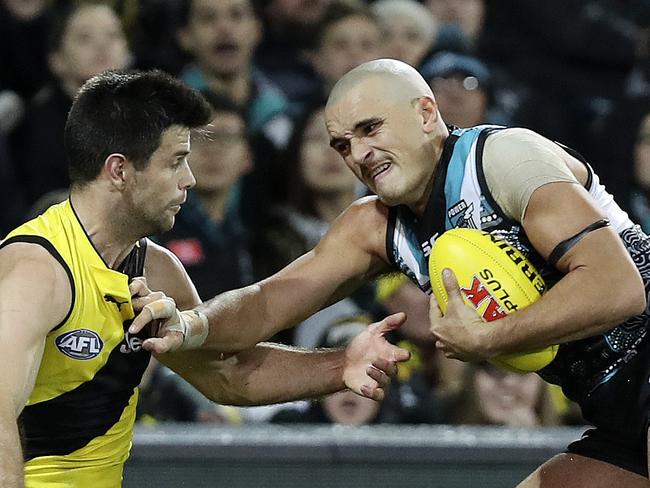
0;244;71;487
195;197;391;352
143;203;399;404
483;181;645;355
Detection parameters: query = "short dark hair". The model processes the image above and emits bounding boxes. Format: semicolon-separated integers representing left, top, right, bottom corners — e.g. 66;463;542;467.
176;0;262;29
312;1;377;50
65;69;212;185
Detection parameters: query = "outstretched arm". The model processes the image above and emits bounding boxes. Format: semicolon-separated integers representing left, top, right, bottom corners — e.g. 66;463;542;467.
131;197;391;353
0;243;71;487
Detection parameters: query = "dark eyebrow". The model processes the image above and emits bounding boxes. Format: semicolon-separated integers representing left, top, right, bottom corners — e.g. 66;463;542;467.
174;149;190;158
329;118;383;148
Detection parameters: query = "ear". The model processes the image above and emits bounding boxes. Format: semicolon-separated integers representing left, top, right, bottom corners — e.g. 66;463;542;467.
104;153;129;189
417;96;439;134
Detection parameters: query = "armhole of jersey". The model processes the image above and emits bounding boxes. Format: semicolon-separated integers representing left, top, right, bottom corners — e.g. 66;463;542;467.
0;235;75;332
385;207;398;268
475;128;518;227
556;142;593;190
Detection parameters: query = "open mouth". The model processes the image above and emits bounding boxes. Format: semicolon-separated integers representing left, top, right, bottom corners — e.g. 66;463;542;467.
213;42;239;57
368;162;391;180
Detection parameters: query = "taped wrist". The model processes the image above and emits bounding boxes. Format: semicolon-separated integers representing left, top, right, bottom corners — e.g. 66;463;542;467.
165;309;210;350
548;219;610;267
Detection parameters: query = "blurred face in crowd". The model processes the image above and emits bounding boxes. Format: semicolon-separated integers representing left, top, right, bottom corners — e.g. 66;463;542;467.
190;111;252;193
426;0;484;39
314;14;381;88
326;76;439;207
634;113;650;190
322;390;380;425
49;5;129;91
473;364;545;427
180;0;261;78
380;15;436;68
125;126;196;234
269;0;330;24
383;280;434;346
299;109;358;194
429;74;487;127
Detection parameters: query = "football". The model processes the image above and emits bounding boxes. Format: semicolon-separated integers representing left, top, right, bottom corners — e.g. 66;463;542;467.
428;228;558;373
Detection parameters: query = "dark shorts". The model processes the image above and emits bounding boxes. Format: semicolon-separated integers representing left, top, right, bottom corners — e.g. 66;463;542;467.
567;341;650;477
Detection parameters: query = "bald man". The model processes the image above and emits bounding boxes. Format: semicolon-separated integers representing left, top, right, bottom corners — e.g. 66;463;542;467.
132;59;650;487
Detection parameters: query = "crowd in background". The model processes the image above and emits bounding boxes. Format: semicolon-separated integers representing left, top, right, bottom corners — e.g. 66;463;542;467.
2;0;648;428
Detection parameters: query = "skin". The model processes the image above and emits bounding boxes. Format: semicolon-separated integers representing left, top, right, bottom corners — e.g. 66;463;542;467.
177;0;261;104
0;122;409;485
133;59;649;486
49;5;130;98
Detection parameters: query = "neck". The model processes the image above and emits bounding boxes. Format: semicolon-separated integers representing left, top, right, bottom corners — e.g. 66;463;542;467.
411;126;450;216
70;186;140;269
207;69;251;105
312;189;356;223
195;188;231;222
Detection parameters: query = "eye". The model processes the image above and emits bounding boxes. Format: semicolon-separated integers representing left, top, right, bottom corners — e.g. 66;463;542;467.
331;139;350;156
365;120;383;135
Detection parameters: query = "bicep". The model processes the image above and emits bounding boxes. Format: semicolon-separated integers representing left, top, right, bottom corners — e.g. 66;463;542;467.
523;182;629;272
0;244;71;414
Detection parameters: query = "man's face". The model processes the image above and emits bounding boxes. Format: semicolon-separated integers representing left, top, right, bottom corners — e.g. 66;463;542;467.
325;79;435;207
381;15;434;68
50;5;129;87
429;74;487;127
190;111;252;192
181;0;261;78
126;126;195;235
299;108;357;194
314;15;381;88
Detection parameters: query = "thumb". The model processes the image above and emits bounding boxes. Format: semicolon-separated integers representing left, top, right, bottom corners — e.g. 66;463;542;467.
442;268;464;306
374;312;407;334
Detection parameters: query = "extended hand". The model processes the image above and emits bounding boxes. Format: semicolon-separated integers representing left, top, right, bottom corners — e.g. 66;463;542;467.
128;278;185;353
343;312;411;401
429;269;491;362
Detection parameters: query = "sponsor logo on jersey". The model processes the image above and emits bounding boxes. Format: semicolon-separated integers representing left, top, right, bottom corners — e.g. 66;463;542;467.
55;329;104;360
120;331;143;354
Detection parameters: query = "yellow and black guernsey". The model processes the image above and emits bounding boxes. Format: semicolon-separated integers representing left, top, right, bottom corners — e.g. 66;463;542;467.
0;200;151;487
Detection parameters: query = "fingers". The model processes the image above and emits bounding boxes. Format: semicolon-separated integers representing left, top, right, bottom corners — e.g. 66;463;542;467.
128;297;176;334
389;343;411;363
372;358;397;377
129;277;151;297
373;312;407;334
429;293;443;320
359;384;384;402
442;268;464;306
131;291;166;313
142;332;182;354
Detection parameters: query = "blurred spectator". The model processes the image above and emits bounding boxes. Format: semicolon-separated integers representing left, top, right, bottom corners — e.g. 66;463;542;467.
255;103;370;345
421;51;509;127
0;136;27;237
158;94;255;299
304;0;382;107
0;0;51;99
176;0;292;149
272;317;400;425
447;362;560;427
425;0;484;53
375;274;464;424
478;0;642;157
370;0;440;69
255;0;331;104
11;1;130;206
590;96;650;230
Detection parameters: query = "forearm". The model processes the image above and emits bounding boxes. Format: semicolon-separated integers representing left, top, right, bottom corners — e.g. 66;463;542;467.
484;264;645;356
0;413;24;488
191;344;347;406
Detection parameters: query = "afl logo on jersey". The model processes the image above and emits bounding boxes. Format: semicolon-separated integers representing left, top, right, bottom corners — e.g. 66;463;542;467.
55;329;104;360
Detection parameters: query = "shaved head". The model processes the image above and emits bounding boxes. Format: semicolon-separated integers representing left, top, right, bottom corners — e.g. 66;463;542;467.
327;58;434;109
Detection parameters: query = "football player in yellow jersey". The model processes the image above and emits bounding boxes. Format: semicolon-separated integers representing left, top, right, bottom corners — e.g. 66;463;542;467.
0;69;410;487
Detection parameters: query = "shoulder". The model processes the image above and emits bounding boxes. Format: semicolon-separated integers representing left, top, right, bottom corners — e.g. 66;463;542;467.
143;239;201;308
325;196;391;259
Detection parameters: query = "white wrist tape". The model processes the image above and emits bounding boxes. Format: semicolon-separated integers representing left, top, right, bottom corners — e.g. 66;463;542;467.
165;309;210;350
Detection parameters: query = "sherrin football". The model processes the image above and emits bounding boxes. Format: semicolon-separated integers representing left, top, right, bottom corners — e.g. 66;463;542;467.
429;228;558;373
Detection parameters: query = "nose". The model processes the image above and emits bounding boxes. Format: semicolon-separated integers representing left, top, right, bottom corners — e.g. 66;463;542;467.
181;164;196;190
349;138;373;166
